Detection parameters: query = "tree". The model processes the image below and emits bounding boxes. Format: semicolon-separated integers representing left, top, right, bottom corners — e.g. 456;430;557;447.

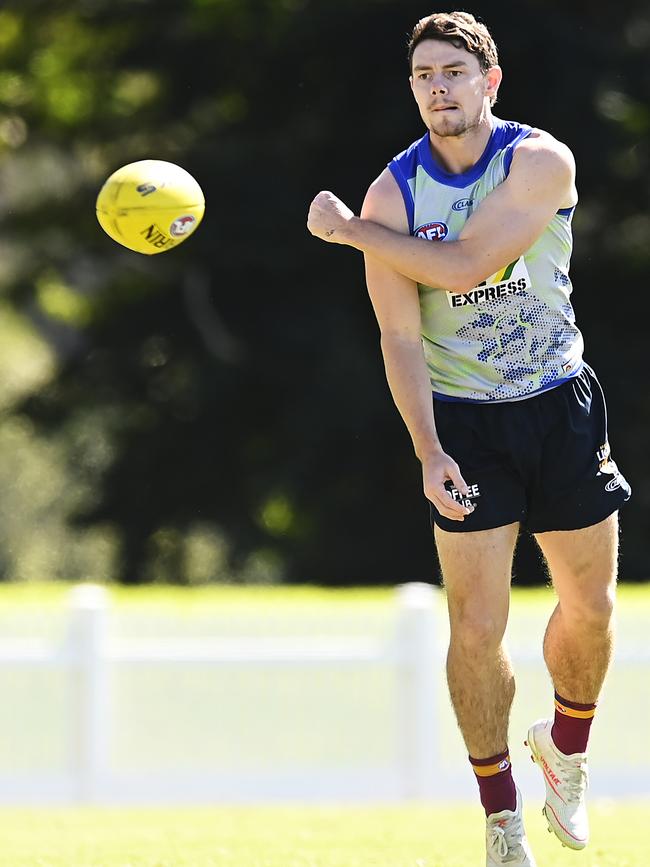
1;0;648;584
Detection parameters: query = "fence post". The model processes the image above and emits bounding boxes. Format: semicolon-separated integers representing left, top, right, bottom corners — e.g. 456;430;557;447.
395;581;440;800
67;583;109;804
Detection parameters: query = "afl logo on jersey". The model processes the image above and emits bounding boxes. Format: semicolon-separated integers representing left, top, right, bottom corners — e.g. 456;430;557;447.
415;221;448;241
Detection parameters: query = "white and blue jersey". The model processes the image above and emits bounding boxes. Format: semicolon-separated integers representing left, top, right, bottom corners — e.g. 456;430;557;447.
389;117;584;402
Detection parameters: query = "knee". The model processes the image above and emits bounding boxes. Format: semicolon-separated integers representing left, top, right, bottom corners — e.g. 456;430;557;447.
562;586;616;632
449;609;507;655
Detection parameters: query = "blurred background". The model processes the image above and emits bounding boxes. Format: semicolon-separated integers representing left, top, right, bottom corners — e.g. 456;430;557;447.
0;0;649;816
0;0;648;588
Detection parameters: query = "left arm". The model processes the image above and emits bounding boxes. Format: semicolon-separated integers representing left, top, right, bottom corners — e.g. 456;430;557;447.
307;133;576;293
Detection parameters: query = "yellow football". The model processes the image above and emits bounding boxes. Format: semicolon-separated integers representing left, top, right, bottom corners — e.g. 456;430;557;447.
96;159;205;254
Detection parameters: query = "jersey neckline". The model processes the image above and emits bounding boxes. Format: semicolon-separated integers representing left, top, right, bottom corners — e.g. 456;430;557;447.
416;115;512;189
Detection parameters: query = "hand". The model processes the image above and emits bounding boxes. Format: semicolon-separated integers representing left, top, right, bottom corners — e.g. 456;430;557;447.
422;449;475;522
307;191;356;243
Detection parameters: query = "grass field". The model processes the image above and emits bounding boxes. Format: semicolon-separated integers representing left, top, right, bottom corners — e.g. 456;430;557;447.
1;802;649;866
1;582;649;865
1;580;649;611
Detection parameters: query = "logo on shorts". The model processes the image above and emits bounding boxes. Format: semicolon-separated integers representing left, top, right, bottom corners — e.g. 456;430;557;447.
597;444;630;495
596;441;612;470
447;482;481;510
414;221;448;241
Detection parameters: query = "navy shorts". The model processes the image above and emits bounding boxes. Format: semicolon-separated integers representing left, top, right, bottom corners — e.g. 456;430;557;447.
429;364;631;534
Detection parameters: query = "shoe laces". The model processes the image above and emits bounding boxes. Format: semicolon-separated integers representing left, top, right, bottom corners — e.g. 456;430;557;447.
488;814;523;860
559;757;589;803
490;824;509;858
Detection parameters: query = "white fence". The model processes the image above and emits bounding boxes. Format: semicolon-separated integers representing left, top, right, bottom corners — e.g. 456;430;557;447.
0;582;649;805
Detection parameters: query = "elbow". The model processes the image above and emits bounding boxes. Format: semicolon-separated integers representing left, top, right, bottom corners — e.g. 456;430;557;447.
434;243;490;293
439;268;481;294
444;276;476;293
424;256;483;293
380;330;422;352
448;259;503;292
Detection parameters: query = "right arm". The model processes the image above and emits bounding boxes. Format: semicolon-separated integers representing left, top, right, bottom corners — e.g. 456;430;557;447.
360;169;472;521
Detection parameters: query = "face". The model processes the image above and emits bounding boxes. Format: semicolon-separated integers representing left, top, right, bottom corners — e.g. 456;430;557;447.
410;39;501;138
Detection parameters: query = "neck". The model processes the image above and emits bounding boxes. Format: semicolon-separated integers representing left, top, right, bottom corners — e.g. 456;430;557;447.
428;110;495;175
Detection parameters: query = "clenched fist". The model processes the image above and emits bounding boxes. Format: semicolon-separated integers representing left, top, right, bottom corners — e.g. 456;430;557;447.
307;191;356;243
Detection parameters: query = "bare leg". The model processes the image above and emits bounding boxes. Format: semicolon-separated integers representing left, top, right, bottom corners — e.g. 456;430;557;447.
535;513;618;704
436;522;520;758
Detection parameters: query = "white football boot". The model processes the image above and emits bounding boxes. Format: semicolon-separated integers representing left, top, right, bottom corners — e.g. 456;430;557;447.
526;718;589;850
486;787;537;866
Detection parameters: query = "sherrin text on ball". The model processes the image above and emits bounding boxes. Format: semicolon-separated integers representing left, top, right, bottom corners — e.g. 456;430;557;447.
96;160;205;254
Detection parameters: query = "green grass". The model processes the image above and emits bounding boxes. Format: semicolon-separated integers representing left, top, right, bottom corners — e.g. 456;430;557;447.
1;583;649;865
0;581;394;609
0;802;648;866
1;580;649;611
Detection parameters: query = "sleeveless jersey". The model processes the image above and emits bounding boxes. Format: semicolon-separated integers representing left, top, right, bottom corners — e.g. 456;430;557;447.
389;117;584;403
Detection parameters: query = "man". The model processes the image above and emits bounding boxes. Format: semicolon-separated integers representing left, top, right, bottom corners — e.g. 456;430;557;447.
307;10;631;867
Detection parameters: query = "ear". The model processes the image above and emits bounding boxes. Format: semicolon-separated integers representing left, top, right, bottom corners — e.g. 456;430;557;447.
484;65;502;102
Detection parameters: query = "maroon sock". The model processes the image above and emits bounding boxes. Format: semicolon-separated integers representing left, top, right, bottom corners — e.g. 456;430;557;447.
470;749;516;816
551;691;596;755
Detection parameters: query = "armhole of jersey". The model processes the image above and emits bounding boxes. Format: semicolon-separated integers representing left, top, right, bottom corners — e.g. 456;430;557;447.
503;128;576;218
388;161;415;235
502;127;534;177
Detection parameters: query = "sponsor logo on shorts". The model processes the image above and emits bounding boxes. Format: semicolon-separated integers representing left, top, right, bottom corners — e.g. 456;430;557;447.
414;221;448;241
452;198;474;212
447;482;481;510
596;441;611;470
170;214;197;237
596;446;631;495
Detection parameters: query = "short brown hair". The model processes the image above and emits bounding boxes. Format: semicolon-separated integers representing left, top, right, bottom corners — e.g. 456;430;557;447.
407;11;499;73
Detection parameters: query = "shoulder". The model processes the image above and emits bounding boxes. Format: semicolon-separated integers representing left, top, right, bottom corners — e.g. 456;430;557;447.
507;128;576;208
510;128;575;179
361;168;410;233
